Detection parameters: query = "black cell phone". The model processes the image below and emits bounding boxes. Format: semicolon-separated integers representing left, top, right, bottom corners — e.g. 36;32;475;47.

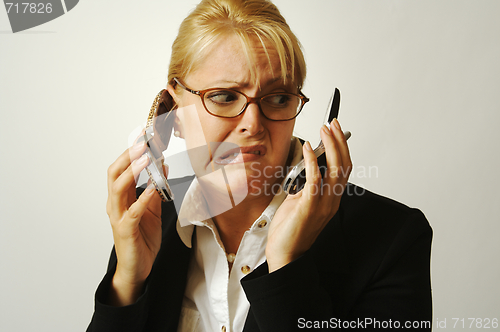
282;89;350;195
142;90;176;201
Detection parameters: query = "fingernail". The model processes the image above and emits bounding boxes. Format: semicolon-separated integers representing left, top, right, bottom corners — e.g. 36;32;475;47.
322;124;332;136
137;154;149;165
145;182;155;195
133;141;145;151
333;118;341;131
305;141;312;151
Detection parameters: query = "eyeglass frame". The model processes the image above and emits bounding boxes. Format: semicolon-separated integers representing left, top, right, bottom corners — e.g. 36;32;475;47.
172;77;309;121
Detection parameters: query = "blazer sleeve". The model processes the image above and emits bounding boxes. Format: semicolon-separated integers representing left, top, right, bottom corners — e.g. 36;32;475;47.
241;186;433;331
87;180;193;332
86;247;151;332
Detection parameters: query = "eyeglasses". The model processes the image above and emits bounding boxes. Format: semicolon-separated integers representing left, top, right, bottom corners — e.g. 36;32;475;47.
173;77;309;121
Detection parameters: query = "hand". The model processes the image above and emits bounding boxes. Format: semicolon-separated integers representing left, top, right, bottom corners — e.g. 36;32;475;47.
105;137;165;306
266;119;352;272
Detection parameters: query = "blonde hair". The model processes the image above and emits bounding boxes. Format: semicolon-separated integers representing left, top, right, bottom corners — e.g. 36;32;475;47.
168;0;306;90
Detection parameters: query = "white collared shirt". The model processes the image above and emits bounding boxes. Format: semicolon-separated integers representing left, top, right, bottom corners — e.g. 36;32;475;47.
176;138;302;332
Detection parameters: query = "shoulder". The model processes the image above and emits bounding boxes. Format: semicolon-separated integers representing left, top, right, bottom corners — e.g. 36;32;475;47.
338;182;431;238
312;183;432;281
311;184;433;320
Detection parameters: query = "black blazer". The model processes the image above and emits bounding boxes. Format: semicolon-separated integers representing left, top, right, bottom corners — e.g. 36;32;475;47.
87;181;432;331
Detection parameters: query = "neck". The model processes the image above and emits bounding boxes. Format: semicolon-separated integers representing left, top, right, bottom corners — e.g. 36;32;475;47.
211;192;274;255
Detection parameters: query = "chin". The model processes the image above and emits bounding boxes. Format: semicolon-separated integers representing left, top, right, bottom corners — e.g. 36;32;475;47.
196;161;250;206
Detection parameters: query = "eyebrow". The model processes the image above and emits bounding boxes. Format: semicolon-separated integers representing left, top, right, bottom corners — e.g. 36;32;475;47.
208;76;284;88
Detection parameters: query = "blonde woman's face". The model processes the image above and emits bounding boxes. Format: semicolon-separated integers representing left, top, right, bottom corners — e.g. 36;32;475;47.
170;35;296;201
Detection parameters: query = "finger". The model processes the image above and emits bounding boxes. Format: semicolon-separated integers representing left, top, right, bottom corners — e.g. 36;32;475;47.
146;181;163;219
331;119;352;182
107;141;147;195
123;183;157;230
320;123;343;192
162;164;169;178
302;141;322;199
133;128;146;145
108;127;146;190
135;178;162;220
109;154;150;216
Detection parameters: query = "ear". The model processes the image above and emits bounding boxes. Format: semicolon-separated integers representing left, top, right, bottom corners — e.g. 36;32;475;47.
166;84;180;106
165;84;185;139
173;115;184;139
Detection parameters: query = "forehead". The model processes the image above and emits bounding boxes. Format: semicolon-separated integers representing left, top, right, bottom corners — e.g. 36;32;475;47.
187;34;286;89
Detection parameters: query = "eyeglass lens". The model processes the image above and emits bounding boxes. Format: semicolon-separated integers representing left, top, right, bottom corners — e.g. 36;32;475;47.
203;89;301;120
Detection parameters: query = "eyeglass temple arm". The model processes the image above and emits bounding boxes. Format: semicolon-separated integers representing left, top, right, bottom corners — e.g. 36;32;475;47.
173;77;201;96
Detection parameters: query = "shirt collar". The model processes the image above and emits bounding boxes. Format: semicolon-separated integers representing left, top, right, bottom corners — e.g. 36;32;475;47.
176;136;303;248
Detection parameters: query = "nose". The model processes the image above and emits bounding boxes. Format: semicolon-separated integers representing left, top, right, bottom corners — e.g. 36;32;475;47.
237;101;265;136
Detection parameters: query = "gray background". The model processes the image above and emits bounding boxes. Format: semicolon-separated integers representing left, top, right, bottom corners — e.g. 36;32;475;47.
1;0;499;330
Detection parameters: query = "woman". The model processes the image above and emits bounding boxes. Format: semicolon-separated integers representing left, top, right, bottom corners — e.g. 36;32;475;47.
87;0;432;331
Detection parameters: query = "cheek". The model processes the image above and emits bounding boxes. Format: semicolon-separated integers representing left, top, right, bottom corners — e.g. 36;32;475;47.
180;105;235;175
182;105;232;148
176;104;211;175
271;122;294;162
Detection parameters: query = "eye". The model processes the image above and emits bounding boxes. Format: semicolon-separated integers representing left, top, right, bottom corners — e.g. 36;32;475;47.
263;94;292;108
206;90;239;105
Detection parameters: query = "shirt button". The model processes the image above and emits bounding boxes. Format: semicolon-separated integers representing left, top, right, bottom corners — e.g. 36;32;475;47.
241;265;251;274
258;220;267;228
221;326;226;332
227;253;236;263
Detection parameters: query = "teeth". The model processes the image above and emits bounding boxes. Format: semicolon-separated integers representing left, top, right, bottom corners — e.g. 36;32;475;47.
221;152;238;160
